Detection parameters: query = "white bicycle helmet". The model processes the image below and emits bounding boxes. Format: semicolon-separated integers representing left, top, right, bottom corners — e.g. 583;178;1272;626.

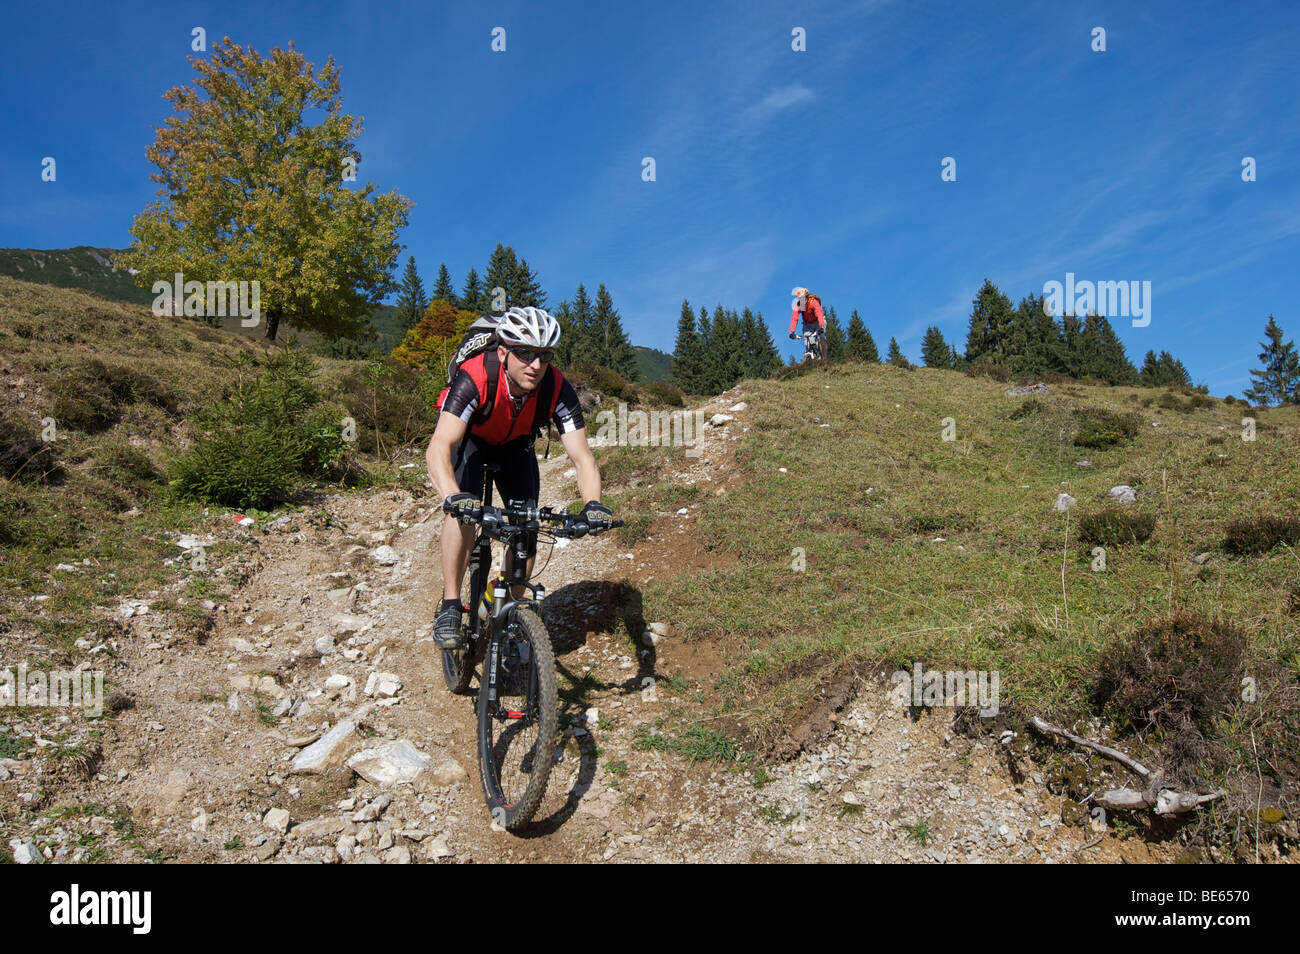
495;306;561;349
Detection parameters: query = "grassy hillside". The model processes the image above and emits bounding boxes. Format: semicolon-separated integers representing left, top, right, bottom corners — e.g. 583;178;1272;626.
601;362;1299;823
0;247;154;306
0;276;434;650
634;346;673;383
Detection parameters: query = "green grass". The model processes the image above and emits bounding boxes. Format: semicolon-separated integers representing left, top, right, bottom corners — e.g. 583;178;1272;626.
903;818;931;845
619;364;1299;808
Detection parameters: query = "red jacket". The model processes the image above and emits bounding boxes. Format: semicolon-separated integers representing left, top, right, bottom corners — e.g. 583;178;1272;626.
790;295;826;334
437;353;563;446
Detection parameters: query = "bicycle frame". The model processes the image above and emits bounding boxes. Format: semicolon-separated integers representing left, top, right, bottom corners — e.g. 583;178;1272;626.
802;327;824;362
463;464;548;722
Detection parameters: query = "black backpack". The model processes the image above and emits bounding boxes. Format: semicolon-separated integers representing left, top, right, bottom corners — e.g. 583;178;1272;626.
446;316;556;438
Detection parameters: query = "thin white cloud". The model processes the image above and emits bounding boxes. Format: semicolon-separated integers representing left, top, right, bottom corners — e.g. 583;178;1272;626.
750;85;814;118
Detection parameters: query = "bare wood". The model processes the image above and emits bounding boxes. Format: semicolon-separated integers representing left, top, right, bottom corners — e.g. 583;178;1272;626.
1028;716;1153;779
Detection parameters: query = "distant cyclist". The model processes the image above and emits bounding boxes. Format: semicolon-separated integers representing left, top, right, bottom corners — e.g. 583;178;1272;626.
789;287;827;361
425;306;613;649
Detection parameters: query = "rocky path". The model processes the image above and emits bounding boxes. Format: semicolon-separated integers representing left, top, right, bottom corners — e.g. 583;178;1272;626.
4;394;1170;864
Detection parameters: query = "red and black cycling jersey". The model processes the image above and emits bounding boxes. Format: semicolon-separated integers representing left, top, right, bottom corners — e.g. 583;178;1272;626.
437;353;585;446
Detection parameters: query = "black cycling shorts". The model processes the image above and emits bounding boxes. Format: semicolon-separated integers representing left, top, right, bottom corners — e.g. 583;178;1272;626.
452;433;540;556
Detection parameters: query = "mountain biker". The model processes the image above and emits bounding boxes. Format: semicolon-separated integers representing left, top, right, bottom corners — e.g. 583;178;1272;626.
789;287;828;361
425;306;612;649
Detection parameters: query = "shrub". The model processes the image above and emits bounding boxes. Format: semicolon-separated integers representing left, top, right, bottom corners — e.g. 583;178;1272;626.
48;359;179;433
92;443;161;499
1094;614;1246;777
0;413;62;483
641;381;685;407
1078;508;1156;546
1223;395;1238;405
965;361;1011;382
1008;397;1043;420
169;351;348;509
1073;408;1142;448
330;361;440;456
1222;515;1300;555
564;362;638;403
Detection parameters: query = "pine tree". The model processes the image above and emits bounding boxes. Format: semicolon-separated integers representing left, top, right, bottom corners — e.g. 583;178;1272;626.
709;306;745;390
1089;315;1138;385
887;337;911;368
750;311;782;378
568;284;595;364
1139;350;1191;388
672;299;705;392
1006;292;1064;376
1059;314;1084;378
964;279;1014;363
553;300;574;367
696;307;721;394
484;244;517;310
921;326;953;368
395;256;428;333
431;262;458;307
593;284;638;380
511;257;547;308
1244;315;1300;406
847;310;878;362
824;306;846;361
461;268;484;314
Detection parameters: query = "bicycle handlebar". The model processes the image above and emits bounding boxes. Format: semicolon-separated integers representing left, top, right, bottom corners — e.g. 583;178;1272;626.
443;500;623;539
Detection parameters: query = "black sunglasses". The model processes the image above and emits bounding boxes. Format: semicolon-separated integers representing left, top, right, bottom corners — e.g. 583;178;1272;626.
508;346;552;365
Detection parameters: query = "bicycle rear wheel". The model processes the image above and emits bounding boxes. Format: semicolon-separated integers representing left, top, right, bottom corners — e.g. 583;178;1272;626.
476;605;557;831
441;551;482;694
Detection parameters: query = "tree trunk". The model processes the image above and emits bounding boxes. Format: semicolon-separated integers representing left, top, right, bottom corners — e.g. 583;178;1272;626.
264;307;281;340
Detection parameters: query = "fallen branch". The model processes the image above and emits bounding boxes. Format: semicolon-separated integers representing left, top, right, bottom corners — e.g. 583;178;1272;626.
1029;716;1152;779
1029;716;1223;817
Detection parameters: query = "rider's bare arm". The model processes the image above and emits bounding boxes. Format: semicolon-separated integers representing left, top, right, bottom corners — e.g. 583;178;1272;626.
559;426;601;504
427;411;468;501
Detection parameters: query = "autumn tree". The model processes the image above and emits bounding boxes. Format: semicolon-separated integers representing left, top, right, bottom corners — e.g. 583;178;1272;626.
390;300;477;375
117;38;412;340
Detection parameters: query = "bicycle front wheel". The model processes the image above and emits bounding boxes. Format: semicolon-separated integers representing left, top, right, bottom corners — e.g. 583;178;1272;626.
476;605;557;831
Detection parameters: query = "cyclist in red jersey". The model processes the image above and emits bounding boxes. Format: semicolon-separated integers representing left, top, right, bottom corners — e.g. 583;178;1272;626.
789;286;828;361
425;306;611;649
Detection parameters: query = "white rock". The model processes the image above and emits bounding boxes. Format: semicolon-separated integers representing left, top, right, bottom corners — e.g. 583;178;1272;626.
10;839;42;864
676;508;688;516
324;674;351;690
778;467;788;473
1053;493;1076;511
264;808;291;833
729;402;748;412
292;720;358;773
351;794;393;822
424;836;453;860
315;635;336;655
190;810;208;833
370;546;400;566
347;739;432;786
709;413;734;427
1107;485;1137;504
332;614;373;636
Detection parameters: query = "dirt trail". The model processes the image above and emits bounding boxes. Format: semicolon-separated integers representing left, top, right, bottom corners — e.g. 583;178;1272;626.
5;392;1175;863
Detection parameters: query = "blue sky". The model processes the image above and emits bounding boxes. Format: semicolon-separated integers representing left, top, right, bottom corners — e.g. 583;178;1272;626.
2;0;1297;394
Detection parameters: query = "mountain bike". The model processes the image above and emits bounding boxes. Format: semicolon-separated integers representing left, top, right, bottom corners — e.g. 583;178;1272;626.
802;326;825;362
441;470;620;831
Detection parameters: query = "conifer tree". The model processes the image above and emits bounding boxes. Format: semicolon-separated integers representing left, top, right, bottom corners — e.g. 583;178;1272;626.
1244;315;1300;406
461;268;484;314
887;337;911;368
824;306;846;361
431;262;458;306
964;279;1014;363
921;326;953;368
395;256;427;333
672;299;705;392
593;284;638;380
511;257;547;308
847;309;879;362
